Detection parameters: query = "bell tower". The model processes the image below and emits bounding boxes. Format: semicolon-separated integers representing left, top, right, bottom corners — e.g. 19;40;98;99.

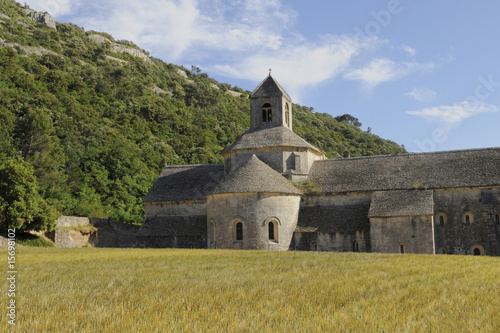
249;73;293;130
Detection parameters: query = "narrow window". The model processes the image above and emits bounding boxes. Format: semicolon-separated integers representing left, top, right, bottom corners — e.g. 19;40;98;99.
399;243;405;254
262;109;267;122
285;103;290;126
236;222;243;241
311;241;318;251
267;109;272;121
439;215;444;226
496;214;499;224
473;248;481;256
352;241;359;252
268;221;275;240
465;214;470;224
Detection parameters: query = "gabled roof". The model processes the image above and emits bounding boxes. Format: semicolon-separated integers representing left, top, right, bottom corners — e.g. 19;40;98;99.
309;147;500;193
137;216;206;236
223;125;324;155
143;164;224;203
251;75;291;100
368;190;434;218
211;155;301;195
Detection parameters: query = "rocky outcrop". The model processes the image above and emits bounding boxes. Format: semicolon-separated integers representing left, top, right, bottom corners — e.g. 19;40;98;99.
88;34;151;63
24;8;56;29
0;12;11;22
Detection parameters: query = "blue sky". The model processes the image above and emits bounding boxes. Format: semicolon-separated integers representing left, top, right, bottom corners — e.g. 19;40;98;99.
23;0;500;152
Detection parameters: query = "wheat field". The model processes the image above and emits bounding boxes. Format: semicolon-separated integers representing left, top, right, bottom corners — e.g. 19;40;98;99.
2;247;499;332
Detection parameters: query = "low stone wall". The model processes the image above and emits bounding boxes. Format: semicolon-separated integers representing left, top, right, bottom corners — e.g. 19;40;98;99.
90;218;141;248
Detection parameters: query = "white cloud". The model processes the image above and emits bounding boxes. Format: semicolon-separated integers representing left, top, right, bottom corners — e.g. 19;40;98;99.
405;88;437;103
400;44;416;56
406;101;498;129
343;58;435;90
208;35;380;102
23;0;75;16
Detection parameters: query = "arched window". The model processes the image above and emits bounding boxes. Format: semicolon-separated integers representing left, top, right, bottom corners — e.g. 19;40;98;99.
470;244;484;256
352;241;359;252
311;241;318;251
399;243;405;254
262;103;272;123
235;222;243;241
436;212;447;226
268;221;275;240
463;212;473;225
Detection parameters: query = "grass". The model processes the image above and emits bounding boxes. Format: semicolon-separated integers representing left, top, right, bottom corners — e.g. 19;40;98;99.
15;232;55;247
2;248;499;332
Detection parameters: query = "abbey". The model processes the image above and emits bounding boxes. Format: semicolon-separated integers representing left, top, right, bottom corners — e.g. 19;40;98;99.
139;75;500;255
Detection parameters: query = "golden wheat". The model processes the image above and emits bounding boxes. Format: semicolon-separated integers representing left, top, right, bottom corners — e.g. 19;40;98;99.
1;248;499;332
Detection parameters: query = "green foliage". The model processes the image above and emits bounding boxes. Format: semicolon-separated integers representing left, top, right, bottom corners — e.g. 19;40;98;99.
15;232;55;247
0;158;59;231
0;0;405;224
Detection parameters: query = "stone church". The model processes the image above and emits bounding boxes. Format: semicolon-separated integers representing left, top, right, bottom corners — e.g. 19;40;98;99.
139;75;500;255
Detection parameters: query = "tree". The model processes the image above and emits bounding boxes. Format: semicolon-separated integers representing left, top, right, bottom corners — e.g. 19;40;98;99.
0;158;59;232
335;114;362;127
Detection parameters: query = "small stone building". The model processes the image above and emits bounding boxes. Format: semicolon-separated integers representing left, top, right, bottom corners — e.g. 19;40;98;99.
140;74;500;255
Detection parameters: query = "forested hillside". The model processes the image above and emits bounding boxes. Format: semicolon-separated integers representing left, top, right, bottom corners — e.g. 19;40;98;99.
0;0;405;227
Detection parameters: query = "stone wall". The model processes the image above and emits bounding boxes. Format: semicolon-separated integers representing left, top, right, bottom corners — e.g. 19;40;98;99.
292;231;369;252
370;215;434;254
56;216;90;227
90;219;141;248
207;192;301;250
144;200;206;218
433;188;500;255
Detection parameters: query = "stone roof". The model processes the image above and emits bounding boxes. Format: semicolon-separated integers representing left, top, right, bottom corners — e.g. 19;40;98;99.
211;155;302;195
368;190;434;218
309;148;500;193
297;202;371;232
143;164;224;203
137;216;206;236
223;125;323;154
251;75;291;100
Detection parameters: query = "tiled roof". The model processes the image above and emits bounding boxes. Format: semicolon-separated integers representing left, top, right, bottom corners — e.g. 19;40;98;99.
223;125;323;154
143;164;224;203
250;75;291;100
211;155;302;195
368;190;434;217
309;148;500;193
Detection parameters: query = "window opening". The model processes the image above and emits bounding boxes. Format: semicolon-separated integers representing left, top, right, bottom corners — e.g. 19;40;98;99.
439;215;444;226
353;241;359;252
268;221;275;240
262;103;272;122
473;248;481;256
236;222;243;241
399;243;405;254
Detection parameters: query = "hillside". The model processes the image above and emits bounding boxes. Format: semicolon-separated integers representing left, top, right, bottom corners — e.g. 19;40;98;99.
0;0;405;224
